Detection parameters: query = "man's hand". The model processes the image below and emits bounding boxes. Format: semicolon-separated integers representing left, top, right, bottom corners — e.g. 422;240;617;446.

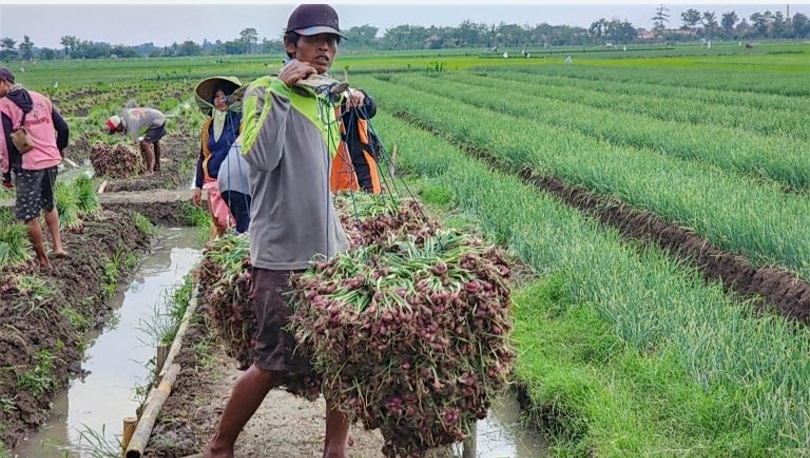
192;188;202;207
278;59;317;88
344;88;366;109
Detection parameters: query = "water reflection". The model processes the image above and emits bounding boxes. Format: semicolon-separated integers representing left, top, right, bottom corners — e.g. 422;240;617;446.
454;393;548;458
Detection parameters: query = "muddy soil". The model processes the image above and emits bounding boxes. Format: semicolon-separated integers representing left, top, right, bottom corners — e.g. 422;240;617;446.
397;112;810;324
0;209;151;451
99;190;205;228
142;313;389;458
102;131;197;193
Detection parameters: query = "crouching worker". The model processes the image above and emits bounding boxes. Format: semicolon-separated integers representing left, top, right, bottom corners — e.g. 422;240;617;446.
191;76;244;238
106;106;166;176
0;67;70;270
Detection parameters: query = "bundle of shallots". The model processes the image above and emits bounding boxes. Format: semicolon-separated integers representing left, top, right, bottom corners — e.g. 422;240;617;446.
287;227;515;458
89;142;144;178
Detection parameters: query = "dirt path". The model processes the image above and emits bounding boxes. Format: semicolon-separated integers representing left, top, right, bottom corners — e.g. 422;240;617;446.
143;314;389;458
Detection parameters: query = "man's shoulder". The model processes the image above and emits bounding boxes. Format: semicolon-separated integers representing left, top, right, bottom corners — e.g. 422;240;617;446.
247;76;275;93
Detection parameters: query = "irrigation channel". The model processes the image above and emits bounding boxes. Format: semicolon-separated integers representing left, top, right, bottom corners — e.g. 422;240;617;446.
14;227;203;458
11;224;547;458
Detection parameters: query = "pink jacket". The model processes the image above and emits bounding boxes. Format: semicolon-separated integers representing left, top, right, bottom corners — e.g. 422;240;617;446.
0;90;64;173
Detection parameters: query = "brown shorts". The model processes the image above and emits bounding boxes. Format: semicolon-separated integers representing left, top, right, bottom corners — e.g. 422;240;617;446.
251;267;312;373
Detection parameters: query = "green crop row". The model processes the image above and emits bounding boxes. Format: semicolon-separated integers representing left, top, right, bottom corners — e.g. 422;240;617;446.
357;76;810;282
453;71;810;141
386;73;810;191
471;68;810;116
373;110;810;456
477;62;810;96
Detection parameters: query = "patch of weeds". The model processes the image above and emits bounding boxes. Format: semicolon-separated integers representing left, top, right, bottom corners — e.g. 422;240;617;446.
138;274;194;348
132;211;157;236
133;381;151;408
102;247;124;298
0;395;15;413
15;274;55;313
0;220;32;269
125;251;139;270
61;306;90;331
180;200;211;227
58;423;121;458
17;349;58;398
190;324;218;369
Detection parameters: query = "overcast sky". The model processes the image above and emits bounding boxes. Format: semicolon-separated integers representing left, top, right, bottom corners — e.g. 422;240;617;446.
0;2;803;49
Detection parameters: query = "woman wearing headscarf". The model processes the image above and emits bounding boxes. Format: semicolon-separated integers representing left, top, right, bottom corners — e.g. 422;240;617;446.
191;76;243;238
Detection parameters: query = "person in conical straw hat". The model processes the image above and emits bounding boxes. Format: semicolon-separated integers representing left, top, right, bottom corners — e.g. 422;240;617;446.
190;76;245;238
185;4;367;458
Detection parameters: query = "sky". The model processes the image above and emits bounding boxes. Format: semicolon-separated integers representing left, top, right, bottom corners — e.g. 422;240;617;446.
0;2;804;49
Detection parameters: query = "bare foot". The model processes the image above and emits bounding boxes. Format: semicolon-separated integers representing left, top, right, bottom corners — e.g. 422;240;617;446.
143;171;154;177
200;443;234;458
39;259;53;271
323;448;348;458
51;250;69;259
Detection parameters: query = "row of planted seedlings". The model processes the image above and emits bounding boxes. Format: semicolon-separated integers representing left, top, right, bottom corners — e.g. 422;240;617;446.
195;192;515;458
358;76;810;283
388;72;810;192
0;174;98;268
373;109;810;456
491;59;810;97
474;68;810;119
467;70;810;141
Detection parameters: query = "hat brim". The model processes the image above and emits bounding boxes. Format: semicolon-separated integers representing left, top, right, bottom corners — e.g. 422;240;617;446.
294;25;346;39
194;76;243;105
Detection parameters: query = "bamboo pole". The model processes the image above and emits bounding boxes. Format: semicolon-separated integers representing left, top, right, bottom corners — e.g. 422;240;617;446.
97;180;108;194
158;287;199;380
123;285;200;458
63;157;79;168
125;363;181;458
122;416;137;457
155;343;169;380
461;423;477;458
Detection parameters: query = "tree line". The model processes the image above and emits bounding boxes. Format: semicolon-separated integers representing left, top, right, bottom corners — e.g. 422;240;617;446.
1;7;808;61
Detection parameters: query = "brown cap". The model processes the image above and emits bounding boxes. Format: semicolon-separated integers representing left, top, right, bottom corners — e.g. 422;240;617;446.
0;67;15;83
285;4;346;39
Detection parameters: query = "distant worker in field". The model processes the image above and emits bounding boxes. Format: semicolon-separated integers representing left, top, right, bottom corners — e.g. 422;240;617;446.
0;67;70;270
105;106;166;177
330;87;382;194
191;76;245;237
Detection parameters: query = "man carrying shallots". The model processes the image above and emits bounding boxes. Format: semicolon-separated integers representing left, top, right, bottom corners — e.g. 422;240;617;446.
188;4;367;458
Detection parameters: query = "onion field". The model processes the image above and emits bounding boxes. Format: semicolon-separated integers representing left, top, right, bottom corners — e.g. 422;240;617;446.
0;41;807;457
355;43;810;456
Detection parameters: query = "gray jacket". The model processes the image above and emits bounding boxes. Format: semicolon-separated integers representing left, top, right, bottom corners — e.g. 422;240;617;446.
217;136;251;196
240;76;348;270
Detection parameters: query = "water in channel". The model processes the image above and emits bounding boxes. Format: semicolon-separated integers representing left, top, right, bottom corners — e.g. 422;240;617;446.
14;227;203;458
